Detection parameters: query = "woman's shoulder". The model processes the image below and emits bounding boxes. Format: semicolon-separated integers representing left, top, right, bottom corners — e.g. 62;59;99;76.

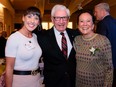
6;32;21;47
8;31;20;39
96;34;110;44
96;34;109;40
74;35;82;43
75;35;82;39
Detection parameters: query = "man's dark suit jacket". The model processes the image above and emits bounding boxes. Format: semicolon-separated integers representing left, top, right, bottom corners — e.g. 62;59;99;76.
36;27;79;87
96;15;116;69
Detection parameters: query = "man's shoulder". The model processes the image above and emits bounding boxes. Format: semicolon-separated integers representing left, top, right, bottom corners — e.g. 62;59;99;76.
99;16;116;27
104;15;116;22
66;28;80;35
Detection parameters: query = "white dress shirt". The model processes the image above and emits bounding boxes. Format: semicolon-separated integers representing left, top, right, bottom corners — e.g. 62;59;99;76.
54;27;72;57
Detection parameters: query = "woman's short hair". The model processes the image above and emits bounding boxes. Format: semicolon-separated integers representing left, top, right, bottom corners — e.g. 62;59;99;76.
23;6;42;22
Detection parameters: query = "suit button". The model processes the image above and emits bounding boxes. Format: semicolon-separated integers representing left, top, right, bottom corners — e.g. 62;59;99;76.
65;72;68;75
65;72;69;77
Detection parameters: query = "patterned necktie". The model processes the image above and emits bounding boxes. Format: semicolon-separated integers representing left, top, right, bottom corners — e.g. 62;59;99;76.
61;32;67;59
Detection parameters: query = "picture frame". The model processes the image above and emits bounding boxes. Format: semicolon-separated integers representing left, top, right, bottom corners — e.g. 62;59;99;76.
0;22;3;31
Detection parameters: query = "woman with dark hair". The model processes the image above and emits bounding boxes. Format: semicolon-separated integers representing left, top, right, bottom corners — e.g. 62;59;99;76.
74;11;113;87
5;7;42;87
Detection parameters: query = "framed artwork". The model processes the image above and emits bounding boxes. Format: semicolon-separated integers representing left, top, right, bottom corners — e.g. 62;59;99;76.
0;22;3;31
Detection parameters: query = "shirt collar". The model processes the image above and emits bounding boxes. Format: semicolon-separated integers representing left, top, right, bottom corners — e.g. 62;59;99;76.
53;26;67;35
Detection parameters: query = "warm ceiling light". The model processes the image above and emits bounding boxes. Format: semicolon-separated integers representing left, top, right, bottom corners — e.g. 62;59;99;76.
0;3;5;8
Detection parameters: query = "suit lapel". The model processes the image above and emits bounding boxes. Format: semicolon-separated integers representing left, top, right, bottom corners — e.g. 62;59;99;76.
66;29;75;59
66;29;74;46
48;28;63;56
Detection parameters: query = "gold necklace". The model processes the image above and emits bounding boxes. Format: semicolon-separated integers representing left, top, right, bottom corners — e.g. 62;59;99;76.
82;34;98;41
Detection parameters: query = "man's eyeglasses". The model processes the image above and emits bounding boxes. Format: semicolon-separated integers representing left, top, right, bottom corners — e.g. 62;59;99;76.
53;16;69;21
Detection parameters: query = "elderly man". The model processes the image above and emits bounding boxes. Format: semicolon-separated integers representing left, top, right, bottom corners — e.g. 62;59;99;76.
36;4;80;87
